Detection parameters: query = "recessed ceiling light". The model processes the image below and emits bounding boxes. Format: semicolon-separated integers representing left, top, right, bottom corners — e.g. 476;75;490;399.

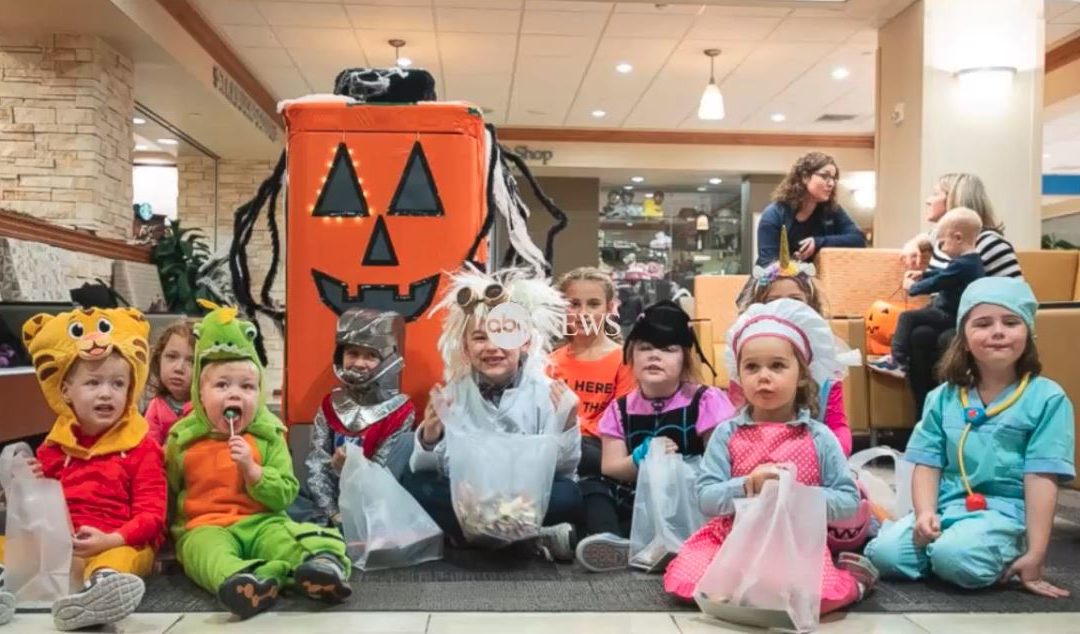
157;138;179;146
708;177;722;185
631;176;644;183
770;112;787;123
591;109;607;118
623;185;633;190
1043;153;1052;159
134;144;148;151
132;117;146;125
397;57;412;68
831;66;850;80
644;193;654;199
697;186;707;192
615;62;633;74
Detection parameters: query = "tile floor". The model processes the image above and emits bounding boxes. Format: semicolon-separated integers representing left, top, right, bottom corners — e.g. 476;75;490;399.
8;611;1080;634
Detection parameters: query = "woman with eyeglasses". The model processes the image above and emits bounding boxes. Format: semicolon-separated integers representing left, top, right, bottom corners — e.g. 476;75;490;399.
755;151;866;267
896;172;1022;417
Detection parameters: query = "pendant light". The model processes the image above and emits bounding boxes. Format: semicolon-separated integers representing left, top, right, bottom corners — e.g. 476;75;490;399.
698;49;725;121
389;38;411;68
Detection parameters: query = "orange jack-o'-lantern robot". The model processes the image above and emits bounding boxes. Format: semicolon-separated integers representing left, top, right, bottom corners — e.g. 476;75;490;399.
230;68;566;425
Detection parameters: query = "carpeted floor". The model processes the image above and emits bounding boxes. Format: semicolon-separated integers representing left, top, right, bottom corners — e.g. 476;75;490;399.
133;520;1080;614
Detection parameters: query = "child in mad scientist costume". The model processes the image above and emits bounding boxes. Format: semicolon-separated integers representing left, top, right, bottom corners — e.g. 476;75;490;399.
14;307;166;631
166;301;351;619
291;308;416;528
404;265;583;561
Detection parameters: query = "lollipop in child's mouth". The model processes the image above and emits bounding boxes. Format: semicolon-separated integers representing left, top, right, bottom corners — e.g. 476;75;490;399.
224;407;241;436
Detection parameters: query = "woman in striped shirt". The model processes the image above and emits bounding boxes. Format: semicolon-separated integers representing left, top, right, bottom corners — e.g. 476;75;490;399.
897;173;1023;416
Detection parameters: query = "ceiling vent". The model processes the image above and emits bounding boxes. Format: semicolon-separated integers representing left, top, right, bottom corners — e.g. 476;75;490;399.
816;113;858;122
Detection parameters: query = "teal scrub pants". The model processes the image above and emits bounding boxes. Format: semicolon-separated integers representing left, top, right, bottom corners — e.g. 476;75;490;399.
865;504;1025;589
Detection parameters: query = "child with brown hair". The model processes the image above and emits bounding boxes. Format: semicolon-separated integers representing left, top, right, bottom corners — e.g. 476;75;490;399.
550;267;636;483
144;319;196;446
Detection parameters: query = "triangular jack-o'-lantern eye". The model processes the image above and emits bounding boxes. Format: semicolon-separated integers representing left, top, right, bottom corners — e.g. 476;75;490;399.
313;142;369;217
389;141;444;216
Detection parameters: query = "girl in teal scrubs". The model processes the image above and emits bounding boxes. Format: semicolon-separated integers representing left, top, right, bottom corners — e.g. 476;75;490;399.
865;278;1074;598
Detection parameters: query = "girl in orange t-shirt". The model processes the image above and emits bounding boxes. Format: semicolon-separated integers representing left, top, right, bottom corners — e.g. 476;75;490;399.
550;268;636;481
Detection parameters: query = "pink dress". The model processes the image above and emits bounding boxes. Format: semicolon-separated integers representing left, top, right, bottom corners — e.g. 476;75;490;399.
144;395;192;447
663;422;861;614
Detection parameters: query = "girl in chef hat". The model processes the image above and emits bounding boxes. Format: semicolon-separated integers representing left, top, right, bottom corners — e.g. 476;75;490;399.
663;298;877;613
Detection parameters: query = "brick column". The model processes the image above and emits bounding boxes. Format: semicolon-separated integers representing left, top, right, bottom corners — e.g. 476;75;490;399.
0;32;134;239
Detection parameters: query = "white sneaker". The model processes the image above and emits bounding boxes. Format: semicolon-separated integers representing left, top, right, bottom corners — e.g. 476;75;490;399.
575;533;630;573
51;571;144;631
536;523;576;562
0;591;13;626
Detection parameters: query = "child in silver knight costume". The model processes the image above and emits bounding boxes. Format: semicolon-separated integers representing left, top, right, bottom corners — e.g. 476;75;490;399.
291;309;416;528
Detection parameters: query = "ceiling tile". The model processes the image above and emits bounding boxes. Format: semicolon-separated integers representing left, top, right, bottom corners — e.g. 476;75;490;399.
435;8;521;33
768;17;863;43
438;33;519;73
526;1;612;11
255;2;350;28
261;66;312;101
290;46;369;89
345;5;436;31
1048;0;1080;21
517;33;595;59
341;0;430;4
846;28;878;46
238;47;295;68
274;27;361;51
699;5;791;18
613;3;702;15
685;16;783;42
605;12;695;38
191;0;265;26
221;25;280;48
522;10;608;36
441;73;511;119
433;0;523;8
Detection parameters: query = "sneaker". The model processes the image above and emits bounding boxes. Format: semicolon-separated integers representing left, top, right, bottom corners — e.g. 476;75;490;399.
51;571;145;631
0;591;13;626
575;533;630;573
217;573;278;620
293;555;352;603
868;356;906;379
629;547;676;574
838;552;880;596
536;523;576;563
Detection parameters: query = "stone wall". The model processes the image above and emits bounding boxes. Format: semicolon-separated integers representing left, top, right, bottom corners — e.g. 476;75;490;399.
177;158;284;394
0;32;134;240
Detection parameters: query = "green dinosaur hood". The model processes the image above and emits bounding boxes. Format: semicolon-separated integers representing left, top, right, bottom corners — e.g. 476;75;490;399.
187;300;279;440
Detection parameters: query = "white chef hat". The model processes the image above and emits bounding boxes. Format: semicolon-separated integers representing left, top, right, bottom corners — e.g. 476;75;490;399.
724;298;860;388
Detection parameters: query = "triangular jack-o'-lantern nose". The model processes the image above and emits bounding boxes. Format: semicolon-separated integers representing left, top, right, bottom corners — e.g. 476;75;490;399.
362;215;399;266
389;141;444;216
313;142;368;217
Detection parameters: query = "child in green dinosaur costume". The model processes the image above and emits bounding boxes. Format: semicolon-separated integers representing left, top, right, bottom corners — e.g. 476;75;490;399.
165;300;352;619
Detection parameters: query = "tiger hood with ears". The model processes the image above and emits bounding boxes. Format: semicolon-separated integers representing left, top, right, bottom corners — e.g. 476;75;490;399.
22;307;152;459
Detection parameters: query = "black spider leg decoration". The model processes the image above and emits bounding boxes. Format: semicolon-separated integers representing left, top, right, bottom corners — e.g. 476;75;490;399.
498;143;569;277
229;150;287;366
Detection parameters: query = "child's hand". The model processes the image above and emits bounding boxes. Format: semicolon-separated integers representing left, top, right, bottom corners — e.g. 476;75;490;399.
904;269;923;281
743;464;780;496
659;437;679;455
549;380;569;410
72;526;124;558
902;276;916;291
419;398;444;446
1003;552;1071;598
913;511;942;546
331;446;347;474
26;457;44;478
229;436;262;482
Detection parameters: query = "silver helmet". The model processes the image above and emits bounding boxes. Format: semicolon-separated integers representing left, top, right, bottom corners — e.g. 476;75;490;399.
333;308;405;397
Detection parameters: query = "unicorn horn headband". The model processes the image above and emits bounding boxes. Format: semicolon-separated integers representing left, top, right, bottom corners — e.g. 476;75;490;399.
753;225;817;287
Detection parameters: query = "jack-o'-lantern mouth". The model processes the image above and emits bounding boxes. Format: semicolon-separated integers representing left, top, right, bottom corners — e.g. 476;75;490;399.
312;271;440;321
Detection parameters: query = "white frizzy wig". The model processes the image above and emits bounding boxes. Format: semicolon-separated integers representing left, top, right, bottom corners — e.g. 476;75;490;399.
430;264;567;383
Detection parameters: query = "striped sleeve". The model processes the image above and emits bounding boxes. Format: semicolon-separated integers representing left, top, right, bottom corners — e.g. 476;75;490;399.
976;231;1022;278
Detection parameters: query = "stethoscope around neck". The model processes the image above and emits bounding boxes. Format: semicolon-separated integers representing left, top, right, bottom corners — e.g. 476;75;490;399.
955;373;1030;512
